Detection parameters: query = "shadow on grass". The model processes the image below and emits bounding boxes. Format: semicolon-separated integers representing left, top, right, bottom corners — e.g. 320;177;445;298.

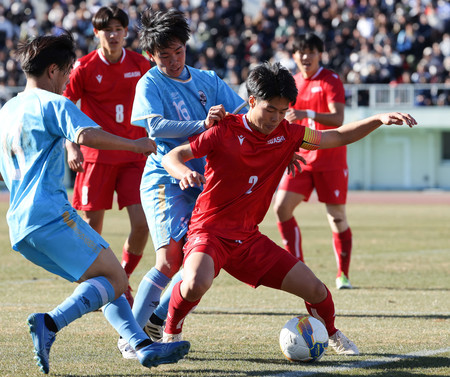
194;310;450;321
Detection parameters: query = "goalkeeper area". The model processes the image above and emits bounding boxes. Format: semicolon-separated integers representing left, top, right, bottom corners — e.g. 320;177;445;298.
0;191;448;376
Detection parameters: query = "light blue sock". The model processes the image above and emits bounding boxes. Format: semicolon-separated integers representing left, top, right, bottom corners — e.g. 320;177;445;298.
103;295;149;350
48;276;115;331
153;269;183;321
132;268;171;328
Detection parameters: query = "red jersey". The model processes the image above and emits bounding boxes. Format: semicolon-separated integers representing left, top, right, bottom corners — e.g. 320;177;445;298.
188;114;320;240
292;67;346;171
64;48;151;164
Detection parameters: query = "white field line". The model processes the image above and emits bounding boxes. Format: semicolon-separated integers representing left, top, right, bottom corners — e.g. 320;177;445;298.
271;347;450;377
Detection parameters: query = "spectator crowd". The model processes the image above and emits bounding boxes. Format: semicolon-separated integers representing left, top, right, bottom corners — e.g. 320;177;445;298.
0;0;449;105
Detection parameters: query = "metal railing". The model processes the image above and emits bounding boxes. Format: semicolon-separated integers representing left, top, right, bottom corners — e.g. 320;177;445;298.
344;83;450;108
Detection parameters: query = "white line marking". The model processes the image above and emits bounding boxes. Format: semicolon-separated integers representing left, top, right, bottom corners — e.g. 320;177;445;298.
271;347;450;377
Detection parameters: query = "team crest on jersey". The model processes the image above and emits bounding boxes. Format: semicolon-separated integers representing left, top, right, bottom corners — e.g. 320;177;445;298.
198;90;207;106
96;75;103;83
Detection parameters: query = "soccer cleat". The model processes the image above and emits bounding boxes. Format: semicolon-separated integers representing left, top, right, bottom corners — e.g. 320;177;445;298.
136;340;190;367
162;332;183;343
117;337;137;360
336;274;353;289
329;330;359;355
124;285;134;308
27;313;56;374
144;319;164;342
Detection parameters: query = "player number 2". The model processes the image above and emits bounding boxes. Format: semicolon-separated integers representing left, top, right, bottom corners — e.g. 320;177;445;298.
246;175;258;194
116;104;124;123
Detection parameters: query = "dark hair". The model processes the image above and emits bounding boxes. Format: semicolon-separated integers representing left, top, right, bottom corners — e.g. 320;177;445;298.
292;32;324;54
92;6;129;30
246;62;297;105
138;8;190;54
15;31;76;77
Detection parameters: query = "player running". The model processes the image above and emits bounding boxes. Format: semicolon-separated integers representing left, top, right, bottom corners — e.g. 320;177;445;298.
0;32;189;374
64;6;151;306
116;8;247;359
160;62;417;357
273;33;354;290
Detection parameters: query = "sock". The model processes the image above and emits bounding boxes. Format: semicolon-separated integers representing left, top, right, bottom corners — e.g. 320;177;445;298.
165;281;200;335
132;267;171;328
153;269;183;321
48;276;115;331
103;294;151;350
277;217;304;262
305;285;337;336
121;249;143;278
333;227;352;278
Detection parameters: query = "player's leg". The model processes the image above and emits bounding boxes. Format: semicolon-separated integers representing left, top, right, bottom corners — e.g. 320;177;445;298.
116;161;149;306
317;169;352;289
273;171;314;262
164;245;216;340
132;239;183;328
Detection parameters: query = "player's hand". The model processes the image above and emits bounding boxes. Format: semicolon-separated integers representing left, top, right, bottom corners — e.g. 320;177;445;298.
205;104;227;129
179;171;206;190
134;137;157;156
287;153;307;177
379;112;417;128
285;109;305;123
66;141;84;172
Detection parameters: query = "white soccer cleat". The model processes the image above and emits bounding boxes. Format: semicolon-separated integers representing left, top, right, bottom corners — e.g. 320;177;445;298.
144;319;164;342
329;330;359;355
162;332;183;343
117;337;138;360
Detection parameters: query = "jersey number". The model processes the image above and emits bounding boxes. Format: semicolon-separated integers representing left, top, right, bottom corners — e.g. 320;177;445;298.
246;176;258;194
116;104;124;123
173;100;191;121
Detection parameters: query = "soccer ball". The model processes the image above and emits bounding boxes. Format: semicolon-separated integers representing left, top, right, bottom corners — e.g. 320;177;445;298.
279;315;328;362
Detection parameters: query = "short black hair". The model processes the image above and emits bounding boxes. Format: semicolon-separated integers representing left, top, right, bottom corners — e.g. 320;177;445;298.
92;6;129;30
138;8;190;55
292;32;324;54
246;62;298;105
16;31;76;77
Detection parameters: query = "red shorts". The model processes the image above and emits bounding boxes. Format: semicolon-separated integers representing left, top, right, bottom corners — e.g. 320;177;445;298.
72;161;145;211
183;231;299;289
278;168;349;204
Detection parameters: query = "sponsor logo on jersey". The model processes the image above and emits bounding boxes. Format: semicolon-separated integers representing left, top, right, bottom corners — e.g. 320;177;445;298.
199;90;207;106
311;86;323;93
238;135;245;145
96;75;103;83
267;135;286;144
124;71;141;78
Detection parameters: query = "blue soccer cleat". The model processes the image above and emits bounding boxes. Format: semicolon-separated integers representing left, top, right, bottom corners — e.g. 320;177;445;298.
136;340;190;368
27;313;56;374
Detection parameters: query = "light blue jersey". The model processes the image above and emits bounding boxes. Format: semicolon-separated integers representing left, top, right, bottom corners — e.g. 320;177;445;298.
0;88;100;247
131;65;247;188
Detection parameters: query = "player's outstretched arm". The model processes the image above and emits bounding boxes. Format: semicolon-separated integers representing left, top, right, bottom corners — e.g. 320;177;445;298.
77;128;157;156
162;143;206;190
319;112;417;149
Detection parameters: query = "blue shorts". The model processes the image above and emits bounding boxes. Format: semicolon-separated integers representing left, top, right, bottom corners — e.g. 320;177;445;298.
141;183;201;251
14;209;109;282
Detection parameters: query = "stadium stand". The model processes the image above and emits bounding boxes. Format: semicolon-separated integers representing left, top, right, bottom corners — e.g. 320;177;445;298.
0;0;448;106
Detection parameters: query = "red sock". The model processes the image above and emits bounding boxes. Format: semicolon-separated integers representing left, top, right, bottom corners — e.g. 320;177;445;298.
165;281;200;335
277;217;304;262
121;249;142;278
305;285;337;336
333;227;352;278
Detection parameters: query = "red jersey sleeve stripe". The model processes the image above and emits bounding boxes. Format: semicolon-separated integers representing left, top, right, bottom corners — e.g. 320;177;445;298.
300;127;322;150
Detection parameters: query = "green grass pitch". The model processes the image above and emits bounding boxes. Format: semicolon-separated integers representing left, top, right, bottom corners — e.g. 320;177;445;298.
0;191;449;376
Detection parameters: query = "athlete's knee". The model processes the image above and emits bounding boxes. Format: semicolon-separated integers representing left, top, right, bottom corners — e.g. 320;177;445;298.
183;273;212;300
273;200;293;221
307;280;328;304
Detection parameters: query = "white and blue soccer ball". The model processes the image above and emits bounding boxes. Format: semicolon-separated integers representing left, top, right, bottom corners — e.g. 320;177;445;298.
279;315;328;362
